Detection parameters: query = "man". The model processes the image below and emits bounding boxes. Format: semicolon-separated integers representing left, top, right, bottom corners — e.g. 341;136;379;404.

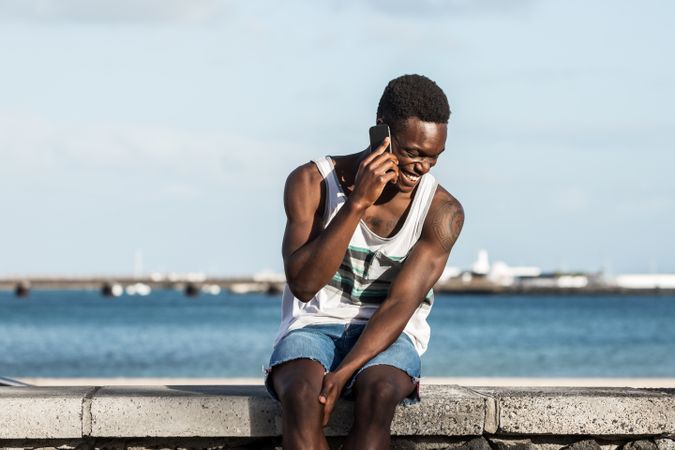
264;74;464;450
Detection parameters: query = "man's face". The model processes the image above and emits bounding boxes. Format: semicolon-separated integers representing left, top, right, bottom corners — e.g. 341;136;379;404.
389;117;447;192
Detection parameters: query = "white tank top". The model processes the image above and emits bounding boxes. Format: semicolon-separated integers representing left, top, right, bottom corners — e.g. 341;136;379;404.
273;156;438;355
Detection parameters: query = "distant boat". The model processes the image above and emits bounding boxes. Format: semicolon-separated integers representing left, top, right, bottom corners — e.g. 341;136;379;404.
202;284;221;295
125;283;151;296
101;282;124;298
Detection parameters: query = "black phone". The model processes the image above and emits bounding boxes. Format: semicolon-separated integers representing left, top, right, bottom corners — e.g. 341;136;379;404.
369;124;392;153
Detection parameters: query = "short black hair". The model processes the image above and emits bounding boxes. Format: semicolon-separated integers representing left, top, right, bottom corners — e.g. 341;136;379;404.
376;74;450;131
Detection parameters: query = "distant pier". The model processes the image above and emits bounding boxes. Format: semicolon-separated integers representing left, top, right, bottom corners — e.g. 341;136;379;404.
1;275;674;296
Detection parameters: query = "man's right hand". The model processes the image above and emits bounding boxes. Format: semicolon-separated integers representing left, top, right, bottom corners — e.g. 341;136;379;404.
350;137;399;210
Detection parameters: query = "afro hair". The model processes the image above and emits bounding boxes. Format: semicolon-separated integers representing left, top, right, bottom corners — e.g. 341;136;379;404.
376;74;450;131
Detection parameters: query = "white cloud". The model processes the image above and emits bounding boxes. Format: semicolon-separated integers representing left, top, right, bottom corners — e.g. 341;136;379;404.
553;187;591;214
346;0;533;17
162;182;201;199
0;111;295;189
0;0;229;25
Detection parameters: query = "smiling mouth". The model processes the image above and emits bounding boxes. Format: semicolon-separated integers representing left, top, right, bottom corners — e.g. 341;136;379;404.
400;170;420;184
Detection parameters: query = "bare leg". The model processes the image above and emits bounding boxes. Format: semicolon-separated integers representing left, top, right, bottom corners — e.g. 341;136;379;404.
271;358;330;450
342;365;415;450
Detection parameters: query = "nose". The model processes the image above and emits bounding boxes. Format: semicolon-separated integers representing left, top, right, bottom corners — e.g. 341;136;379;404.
415;159;432;174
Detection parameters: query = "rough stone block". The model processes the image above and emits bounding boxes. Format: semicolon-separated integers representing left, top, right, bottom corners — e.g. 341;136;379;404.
490;437;540;450
655;439;675;450
0;386;92;439
562;440;602;450
623;441;659;450
471;387;675;436
90;386;282;438
89;384;487;438
456;436;493;450
389;437;467;450
323;384;488;437
389;385;488;436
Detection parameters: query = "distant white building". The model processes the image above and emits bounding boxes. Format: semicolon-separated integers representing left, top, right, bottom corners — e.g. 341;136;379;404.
439;266;461;282
167;272;207;282
472;250;490;275
488;260;542;286
556;275;589;288
614;274;675;289
253;270;286;283
441;250;542;286
465;250;542;286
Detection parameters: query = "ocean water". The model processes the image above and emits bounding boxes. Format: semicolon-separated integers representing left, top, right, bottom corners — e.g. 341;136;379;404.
1;290;674;378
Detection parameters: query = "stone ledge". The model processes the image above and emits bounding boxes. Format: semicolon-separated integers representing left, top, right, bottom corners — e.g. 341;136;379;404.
470;386;675;436
0;386;93;439
1;385;674;441
89;385;487;437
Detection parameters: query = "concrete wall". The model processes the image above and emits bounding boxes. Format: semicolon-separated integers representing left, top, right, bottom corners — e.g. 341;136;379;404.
1;385;673;450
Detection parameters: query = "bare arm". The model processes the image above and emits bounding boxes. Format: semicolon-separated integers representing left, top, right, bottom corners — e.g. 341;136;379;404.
283;141;400;301
281;164;365;301
337;189;464;370
319;188;464;423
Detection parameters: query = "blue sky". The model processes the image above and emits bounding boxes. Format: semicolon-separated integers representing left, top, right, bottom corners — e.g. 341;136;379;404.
1;0;673;276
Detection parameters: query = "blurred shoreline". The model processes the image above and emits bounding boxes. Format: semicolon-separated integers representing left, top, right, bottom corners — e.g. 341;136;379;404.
3;278;675;297
17;377;675;387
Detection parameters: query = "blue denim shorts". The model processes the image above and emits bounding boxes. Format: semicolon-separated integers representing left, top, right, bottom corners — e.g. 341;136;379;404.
263;322;421;403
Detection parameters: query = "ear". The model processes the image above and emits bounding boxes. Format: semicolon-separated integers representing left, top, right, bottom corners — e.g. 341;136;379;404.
376;117;384;125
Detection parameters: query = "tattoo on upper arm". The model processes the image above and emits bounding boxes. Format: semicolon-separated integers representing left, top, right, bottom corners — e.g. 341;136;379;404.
430;200;465;253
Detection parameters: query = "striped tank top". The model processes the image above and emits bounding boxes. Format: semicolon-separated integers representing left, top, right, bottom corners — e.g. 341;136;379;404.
273;156;438;355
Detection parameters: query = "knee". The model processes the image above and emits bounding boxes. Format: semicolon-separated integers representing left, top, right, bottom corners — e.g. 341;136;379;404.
356;377;401;411
352;378;401;435
277;377;321;411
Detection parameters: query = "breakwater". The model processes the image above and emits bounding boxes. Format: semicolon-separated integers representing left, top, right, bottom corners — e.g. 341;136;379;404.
2;276;675;296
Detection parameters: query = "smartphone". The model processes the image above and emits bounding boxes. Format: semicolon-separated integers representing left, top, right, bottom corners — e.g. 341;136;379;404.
369;124;392;153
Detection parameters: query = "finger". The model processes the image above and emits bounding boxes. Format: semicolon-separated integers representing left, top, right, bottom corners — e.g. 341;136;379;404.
322;401;334;427
382;170;399;185
318;388;329;404
318;380;330;404
320;386;336;426
374;136;392;154
369;151;399;171
362;137;390;166
373;159;399;176
321;399;329;425
374;160;400;180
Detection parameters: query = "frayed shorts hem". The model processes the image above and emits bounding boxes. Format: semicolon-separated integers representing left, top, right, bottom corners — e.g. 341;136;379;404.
263;323;421;404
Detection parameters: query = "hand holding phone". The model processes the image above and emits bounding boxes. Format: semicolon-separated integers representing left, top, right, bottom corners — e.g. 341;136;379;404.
348;125;399;210
369;124;392;153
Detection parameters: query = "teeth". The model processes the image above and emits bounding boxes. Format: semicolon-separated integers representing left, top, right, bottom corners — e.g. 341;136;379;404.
403;171;419;182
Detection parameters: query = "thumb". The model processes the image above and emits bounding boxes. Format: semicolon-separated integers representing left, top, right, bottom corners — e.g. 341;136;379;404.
322;401;334;427
318;381;330;403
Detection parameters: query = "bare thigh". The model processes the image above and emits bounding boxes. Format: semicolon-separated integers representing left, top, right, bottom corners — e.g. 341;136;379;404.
270;358;326;403
353;364;416;405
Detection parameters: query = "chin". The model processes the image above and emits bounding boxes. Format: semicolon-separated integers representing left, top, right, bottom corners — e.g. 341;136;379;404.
395;178;417;192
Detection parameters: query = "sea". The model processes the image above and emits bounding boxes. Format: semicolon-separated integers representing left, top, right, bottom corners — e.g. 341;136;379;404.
1;290;674;378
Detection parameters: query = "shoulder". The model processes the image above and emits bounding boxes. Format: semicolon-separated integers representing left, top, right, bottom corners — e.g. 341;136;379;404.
285;161;324;192
283;161;326;217
429;185;463;216
422;184;465;252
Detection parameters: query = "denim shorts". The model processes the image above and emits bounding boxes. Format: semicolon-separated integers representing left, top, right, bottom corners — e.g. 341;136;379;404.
263;322;421;403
